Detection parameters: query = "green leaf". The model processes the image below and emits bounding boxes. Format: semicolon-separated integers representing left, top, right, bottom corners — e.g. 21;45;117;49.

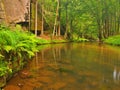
4;45;13;53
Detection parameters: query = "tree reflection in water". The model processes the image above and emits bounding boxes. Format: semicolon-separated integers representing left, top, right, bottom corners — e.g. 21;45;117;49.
113;66;120;83
3;43;120;90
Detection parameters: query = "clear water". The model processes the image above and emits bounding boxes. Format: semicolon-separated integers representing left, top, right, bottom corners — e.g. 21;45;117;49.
4;43;120;90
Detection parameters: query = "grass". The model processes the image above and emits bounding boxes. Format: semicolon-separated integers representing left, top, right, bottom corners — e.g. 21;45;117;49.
104;35;120;46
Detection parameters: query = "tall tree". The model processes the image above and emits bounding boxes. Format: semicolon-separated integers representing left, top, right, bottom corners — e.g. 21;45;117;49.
64;0;69;38
31;0;120;40
53;0;61;37
41;0;44;36
35;0;38;36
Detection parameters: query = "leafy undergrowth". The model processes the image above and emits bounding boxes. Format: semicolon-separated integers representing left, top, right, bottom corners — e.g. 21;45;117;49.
0;25;40;87
104;35;120;46
0;61;12;77
37;38;50;44
71;38;89;42
39;35;68;44
51;39;67;43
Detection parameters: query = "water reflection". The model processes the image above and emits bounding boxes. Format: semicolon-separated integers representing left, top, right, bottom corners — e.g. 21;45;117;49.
4;43;120;90
118;71;120;80
113;66;120;82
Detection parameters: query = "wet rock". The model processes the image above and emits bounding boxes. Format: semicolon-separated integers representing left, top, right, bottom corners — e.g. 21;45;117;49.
17;83;24;87
4;85;20;90
19;71;31;79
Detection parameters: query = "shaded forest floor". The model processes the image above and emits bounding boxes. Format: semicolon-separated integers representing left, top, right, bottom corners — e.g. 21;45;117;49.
39;35;65;40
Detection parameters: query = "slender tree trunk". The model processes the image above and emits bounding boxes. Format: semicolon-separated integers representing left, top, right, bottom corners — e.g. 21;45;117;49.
41;3;44;36
53;8;58;36
70;20;73;39
64;0;68;38
28;0;31;32
118;0;120;33
58;0;61;36
35;0;38;36
97;19;102;41
109;14;112;36
53;18;57;36
118;16;120;33
114;13;117;34
53;0;60;37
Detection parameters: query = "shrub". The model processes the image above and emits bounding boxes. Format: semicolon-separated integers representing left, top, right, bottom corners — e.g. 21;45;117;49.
104;35;120;46
0;61;12;77
0;25;40;79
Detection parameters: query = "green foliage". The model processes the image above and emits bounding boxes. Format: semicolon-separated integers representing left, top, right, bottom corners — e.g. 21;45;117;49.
37;0;119;41
37;38;50;44
51;39;67;43
73;38;89;42
71;34;89;42
0;54;4;59
0;24;10;31
0;25;40;78
0;29;40;59
0;61;12;77
104;35;120;46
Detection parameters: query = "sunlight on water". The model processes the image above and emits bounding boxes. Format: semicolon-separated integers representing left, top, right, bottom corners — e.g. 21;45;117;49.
4;43;120;90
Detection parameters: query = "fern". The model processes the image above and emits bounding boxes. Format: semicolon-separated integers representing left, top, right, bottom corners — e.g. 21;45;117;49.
3;46;13;53
0;25;40;78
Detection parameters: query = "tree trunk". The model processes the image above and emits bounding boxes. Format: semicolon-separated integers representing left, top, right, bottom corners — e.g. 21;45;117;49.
53;19;57;36
29;0;32;32
53;0;60;37
41;3;44;36
64;0;68;38
35;0;38;36
118;0;120;33
97;19;102;41
58;0;61;36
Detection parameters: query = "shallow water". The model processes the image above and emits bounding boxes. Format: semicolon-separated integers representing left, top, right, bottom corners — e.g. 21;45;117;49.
4;43;120;90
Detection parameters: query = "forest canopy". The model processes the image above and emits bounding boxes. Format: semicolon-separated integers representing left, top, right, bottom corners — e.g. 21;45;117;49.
35;0;120;41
